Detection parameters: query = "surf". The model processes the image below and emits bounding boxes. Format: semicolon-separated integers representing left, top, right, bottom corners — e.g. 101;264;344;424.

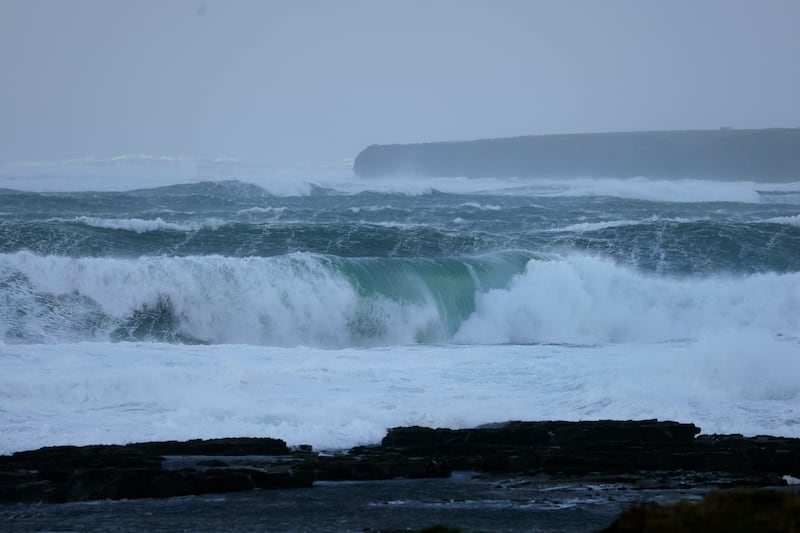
2;251;797;347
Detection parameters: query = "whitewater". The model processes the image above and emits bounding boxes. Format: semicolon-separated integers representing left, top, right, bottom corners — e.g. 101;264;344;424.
1;159;799;454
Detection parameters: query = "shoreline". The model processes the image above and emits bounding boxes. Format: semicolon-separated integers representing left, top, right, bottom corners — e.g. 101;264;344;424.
2;419;798;504
3;419;800;531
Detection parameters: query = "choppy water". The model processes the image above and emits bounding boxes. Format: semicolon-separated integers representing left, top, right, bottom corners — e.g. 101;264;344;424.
1;165;799;454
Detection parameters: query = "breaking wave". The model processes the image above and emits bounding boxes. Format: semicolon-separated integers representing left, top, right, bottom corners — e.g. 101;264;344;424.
2;251;797;347
73;216;226;233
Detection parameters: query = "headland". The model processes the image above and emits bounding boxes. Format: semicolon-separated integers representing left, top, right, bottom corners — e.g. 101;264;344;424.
353;128;800;181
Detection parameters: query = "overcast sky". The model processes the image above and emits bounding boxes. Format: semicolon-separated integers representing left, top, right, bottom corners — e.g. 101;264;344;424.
1;0;799;166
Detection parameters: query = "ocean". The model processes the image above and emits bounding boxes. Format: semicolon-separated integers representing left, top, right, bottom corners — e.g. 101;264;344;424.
1;160;799;455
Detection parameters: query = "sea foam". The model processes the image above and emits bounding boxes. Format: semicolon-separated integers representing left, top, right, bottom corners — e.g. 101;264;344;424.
454;254;800;344
1;337;797;454
74;216;225;233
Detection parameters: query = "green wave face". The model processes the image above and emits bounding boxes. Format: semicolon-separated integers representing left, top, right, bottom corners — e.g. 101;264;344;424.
330;252;533;337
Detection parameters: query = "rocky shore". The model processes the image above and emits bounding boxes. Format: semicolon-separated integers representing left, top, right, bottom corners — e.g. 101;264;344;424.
2;420;798;505
601;489;800;532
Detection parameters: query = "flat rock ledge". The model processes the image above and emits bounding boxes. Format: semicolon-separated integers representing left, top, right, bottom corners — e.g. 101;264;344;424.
2;420;799;503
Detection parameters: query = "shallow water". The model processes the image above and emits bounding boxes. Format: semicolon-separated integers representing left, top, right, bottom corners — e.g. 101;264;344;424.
0;472;708;532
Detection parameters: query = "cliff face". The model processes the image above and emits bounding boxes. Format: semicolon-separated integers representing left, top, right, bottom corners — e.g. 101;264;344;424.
353;128;800;181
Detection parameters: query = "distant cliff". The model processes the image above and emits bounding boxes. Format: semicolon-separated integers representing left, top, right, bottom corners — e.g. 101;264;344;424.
353;128;800;181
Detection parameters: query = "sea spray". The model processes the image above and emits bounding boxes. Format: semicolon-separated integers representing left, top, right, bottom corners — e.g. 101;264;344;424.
454;254;800;344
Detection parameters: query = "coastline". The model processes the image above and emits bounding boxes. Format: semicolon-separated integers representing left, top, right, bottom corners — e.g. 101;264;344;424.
2;419;798;530
353;128;800;181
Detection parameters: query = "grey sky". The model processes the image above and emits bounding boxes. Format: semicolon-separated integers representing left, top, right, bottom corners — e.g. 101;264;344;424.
1;0;799;166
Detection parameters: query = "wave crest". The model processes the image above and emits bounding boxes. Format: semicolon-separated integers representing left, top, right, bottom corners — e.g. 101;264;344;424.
2;252;798;347
74;216;225;233
454;255;800;344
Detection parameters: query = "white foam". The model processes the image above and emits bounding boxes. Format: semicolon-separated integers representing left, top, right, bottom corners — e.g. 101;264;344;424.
763;214;800;226
327;175;786;203
73;216;225;233
348;205;395;213
550;219;642;232
504;177;779;203
455;255;800;345
365;221;429;229
0;252;441;346
0;337;797;454
458;202;502;211
235;206;287;216
548;216;700;232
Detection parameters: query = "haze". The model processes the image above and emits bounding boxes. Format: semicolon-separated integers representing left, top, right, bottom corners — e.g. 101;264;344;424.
1;0;799;168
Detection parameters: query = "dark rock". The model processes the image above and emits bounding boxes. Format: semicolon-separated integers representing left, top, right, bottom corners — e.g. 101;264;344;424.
0;437;302;503
128;437;289;456
600;489;800;532
297;451;451;482
2;420;798;504
382;420;699;461
4;444;162;472
196;459;230;467
545;419;701;447
245;465;314;489
60;467;257;502
381;420;800;480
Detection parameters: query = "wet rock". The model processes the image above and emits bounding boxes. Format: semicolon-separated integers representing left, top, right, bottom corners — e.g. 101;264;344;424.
600;489;800;532
2;420;799;503
0;437;303;503
129;437;289;456
382;420;699;454
381;420;702;475
298;451;451;482
5;444;162;472
60;467;257;502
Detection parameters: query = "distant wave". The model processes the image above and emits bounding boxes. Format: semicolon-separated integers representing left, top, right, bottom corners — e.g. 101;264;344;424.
520;177;763;203
549;219;642;232
327;176;800;204
762;214;800;227
548;216;698;232
457;202;502;211
347;205;396;213
236;206;287;216
73;216;225;233
3;158;800;203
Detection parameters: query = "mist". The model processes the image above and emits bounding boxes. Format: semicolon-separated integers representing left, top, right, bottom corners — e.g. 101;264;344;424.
1;0;799;168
